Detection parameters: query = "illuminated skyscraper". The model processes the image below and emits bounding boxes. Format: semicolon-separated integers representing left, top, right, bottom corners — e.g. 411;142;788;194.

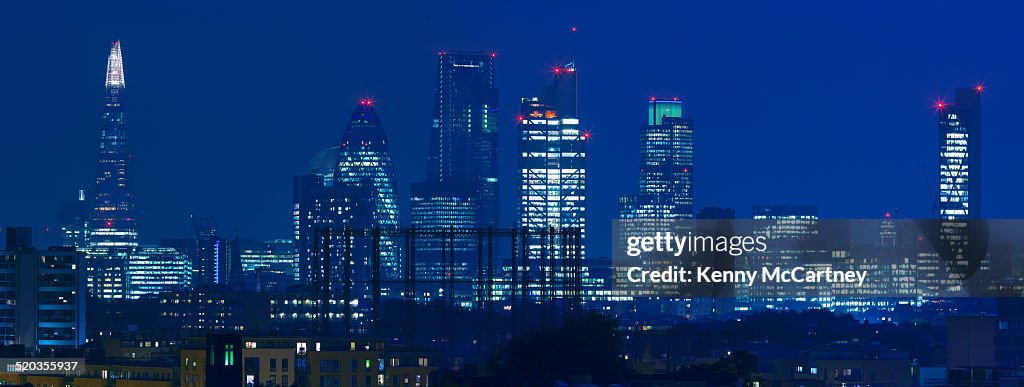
421;51;500;227
938;87;982;220
619;98;694;219
517;62;587;263
410;51;498;302
85;41;136;300
89;41;137;249
191;215;219;286
336;100;401;280
930;87;984;296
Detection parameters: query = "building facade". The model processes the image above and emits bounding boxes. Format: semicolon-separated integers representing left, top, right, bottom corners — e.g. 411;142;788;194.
619;98;694;220
937;87;982;220
0;228;86;352
335;101;402;284
516;62;587;296
409;51;499;304
127;246;192;298
86;41;137;300
420;50;500;227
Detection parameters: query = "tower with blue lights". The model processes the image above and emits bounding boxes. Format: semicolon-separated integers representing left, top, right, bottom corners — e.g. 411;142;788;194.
410;51;499;303
336;100;402;281
619;98;694;219
84;41;137;300
88;41;137;249
937;87;982;220
517;61;587;265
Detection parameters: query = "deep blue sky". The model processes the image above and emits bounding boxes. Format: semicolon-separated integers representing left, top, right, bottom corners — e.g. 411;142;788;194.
2;2;1023;257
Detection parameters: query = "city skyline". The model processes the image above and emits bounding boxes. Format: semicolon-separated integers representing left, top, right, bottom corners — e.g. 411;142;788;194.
3;4;1024;386
3;2;1022;261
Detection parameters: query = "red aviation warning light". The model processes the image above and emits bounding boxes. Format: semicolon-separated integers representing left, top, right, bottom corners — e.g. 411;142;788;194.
975;84;984;92
582;131;592;140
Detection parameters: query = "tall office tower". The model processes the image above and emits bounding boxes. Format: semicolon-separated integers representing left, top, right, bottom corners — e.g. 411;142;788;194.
938;87;982;220
517;61;587;270
89;41;137;248
58;189;90;249
336;100;401;281
191;216;220;286
294;146;370;289
410;51;498;302
210;237;242;288
127;246;192;298
620;98;694;219
85;42;136;300
0;228;87;351
421;51;500;226
930;87;984;295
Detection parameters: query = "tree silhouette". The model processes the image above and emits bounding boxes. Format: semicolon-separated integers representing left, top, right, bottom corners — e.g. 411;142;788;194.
490;312;634;385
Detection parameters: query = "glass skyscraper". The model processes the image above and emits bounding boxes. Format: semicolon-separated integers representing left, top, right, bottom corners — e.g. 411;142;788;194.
410;51;498;303
619;98;694;219
335;100;402;281
517;62;587;264
292;174;371;294
89;41;137;249
938;87;982;220
85;41;137;300
932;87;984;295
289;100;402;326
421;51;500;227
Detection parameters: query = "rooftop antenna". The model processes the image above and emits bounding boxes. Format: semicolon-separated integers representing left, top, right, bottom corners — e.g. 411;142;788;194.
571;26;579;118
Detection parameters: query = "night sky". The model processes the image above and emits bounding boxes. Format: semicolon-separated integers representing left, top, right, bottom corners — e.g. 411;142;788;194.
2;1;1023;258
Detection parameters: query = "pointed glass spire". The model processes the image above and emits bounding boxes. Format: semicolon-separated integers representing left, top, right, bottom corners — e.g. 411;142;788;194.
105;41;125;90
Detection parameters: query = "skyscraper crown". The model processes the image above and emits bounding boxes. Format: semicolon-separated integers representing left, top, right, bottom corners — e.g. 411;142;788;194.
105;41;125;90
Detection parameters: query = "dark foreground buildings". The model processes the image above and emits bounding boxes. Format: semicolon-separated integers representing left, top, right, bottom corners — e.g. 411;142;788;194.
0;228;86;353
